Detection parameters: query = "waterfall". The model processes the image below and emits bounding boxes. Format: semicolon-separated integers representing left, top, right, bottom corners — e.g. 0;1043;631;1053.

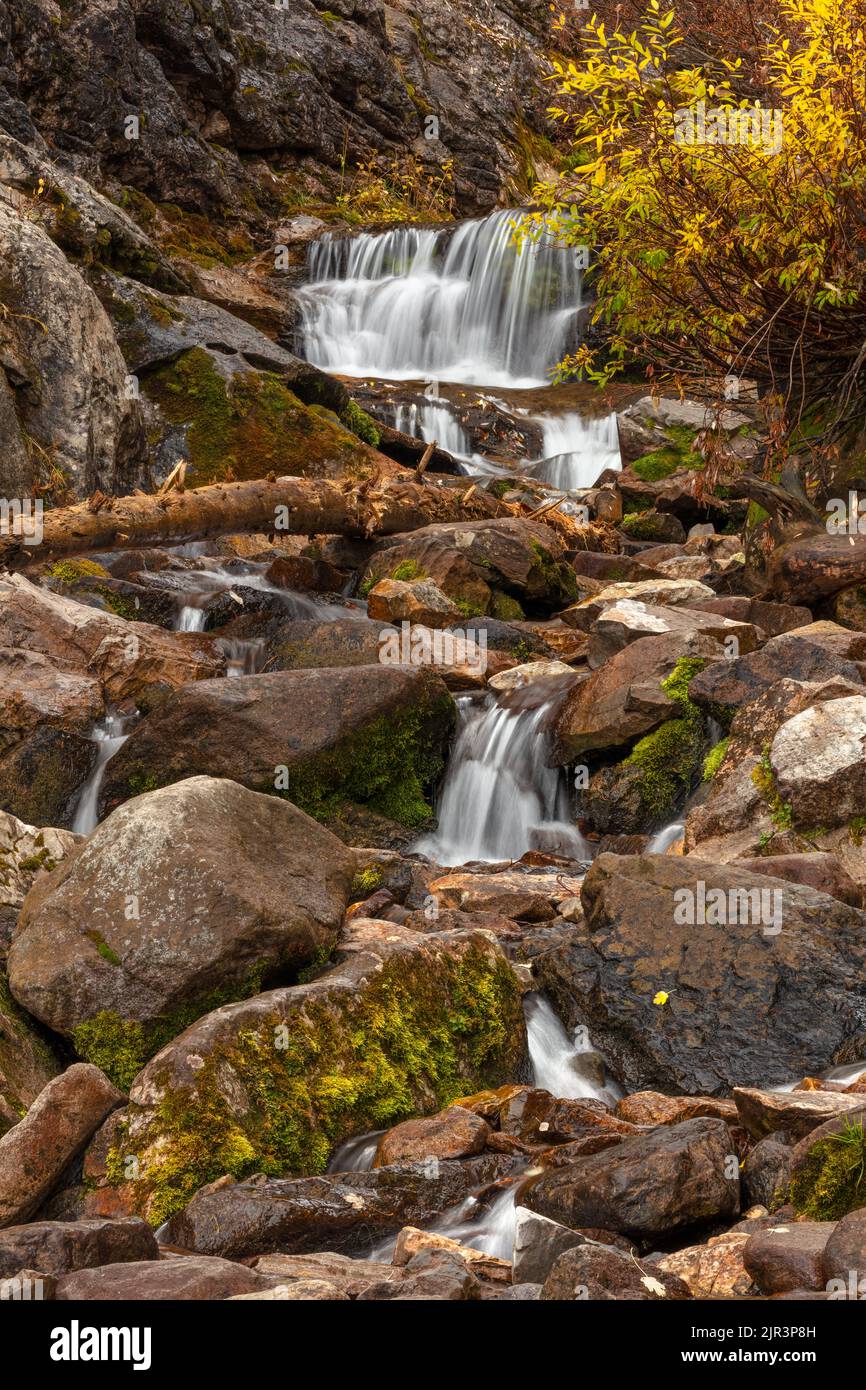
169;558;342;633
298;210;584;388
645;821;685;855
416;694;589;866
525;994;621;1105
71;713;133;836
530;411;621;491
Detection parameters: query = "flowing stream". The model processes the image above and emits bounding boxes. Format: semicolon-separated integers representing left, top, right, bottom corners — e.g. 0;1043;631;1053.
415;694;589;866
71;713;133;836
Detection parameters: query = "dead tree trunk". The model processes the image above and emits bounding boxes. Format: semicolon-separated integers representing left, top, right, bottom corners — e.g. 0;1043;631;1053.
2;475;507;570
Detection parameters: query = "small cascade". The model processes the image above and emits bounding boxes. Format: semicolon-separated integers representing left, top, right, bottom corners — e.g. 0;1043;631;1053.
326;1130;384;1174
529;411;621;491
645;821;686;854
177;605;207;633
525;993;621;1105
71;713;133;835
298;210;584;388
416;694;588;866
169;558;342;634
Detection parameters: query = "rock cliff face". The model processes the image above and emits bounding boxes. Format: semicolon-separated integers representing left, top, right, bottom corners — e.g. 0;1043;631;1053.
0;0;561;499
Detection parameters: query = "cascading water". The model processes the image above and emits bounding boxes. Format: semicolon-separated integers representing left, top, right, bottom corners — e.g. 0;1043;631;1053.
416;693;589;866
71;713;133;836
298;210;584;388
645;821;686;854
530;411;621;491
525;994;621;1106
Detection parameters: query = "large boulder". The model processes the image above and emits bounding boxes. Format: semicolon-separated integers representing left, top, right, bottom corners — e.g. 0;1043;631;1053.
96;920;525;1224
99;665;455;832
0;198;146;497
55;1255;281;1302
8;779;355;1077
361;519;578;617
585;600;757;670
688;628;864;716
0;809;80;954
540;1244;692;1300
0;1216;157;1280
0;972;60;1135
561;578;718;630
533;854;866;1095
523;1118;739;1242
0;1065;123;1227
552;635;723;761
769;697;866;830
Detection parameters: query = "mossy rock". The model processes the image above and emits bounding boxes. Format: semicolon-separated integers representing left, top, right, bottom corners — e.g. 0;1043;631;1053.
790;1116;866;1221
142;348;376;485
106;926;526;1225
620;510;686;544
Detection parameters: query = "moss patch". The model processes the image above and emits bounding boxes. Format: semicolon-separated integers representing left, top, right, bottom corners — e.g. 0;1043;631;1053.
72;965;270;1092
620;658;707;821
631;426;703;482
703;736;730;781
48;559;110;585
281;690;455;829
752;746;793;832
790;1120;866;1221
111;942;523;1225
142;348;374;486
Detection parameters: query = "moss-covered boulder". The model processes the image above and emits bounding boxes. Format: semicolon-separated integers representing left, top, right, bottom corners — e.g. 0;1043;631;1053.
790;1107;866;1222
98;920;526;1225
99;665;456;834
8;779;356;1085
141;347;380;486
360;518;578;617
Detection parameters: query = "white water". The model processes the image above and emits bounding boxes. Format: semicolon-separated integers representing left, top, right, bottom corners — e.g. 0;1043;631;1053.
298;210;584;388
530;411;621;491
71;713;132;835
416;695;589;866
169;558;343;633
645;821;686;854
525;994;621;1105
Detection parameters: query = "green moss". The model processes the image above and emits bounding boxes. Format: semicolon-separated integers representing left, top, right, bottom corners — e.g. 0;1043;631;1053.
126;769;160;798
142;348;372;486
279;691;454;828
490;591;525;622
391;559;423;583
620;657;708;820
631;426;703;482
790;1120;866;1221
455;598;485;619
112;943;523;1225
528;539;579;604
703;736;730;781
351;866;383;897
48;559;109;585
752;747;793;832
17;847;56;873
620;511;675;541
72;965;270;1092
296;944;334;985
341;399;381;447
94;586;137;621
849;816;866;846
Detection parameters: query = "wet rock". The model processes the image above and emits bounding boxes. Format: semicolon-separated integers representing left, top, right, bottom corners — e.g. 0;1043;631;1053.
367;578;461;629
392;1226;511;1283
445;617;555;662
8;777;354;1044
362;518;578;616
570;553;661;585
255;616;392;672
741;1137;793;1210
374;1107;491;1167
358;1247;482;1300
522;1118;739;1241
614;1092;738;1127
231;1279;348;1301
0;1065;123;1227
103;922;523;1224
264;555;347;594
56;1255;279;1302
99;665;455;833
163;1154;518;1259
512;1207;623;1284
744;1223;834;1294
498;1089;636;1145
534;854;866;1094
734;1087;866;1141
787;1105;866;1222
770;696;866;830
654;1233;753;1298
734;854;863;908
0;1217;157;1279
541;1244;692;1300
488;660;575;692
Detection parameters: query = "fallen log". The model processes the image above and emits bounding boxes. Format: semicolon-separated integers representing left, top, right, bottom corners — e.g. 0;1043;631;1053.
1;474;509;570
